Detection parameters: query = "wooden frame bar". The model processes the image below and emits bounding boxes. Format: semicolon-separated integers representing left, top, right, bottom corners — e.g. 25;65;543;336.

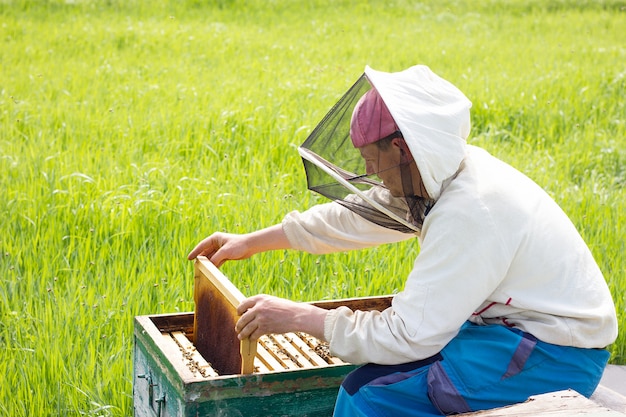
194;256;257;374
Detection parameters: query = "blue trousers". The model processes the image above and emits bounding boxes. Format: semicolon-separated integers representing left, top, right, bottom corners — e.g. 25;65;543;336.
333;322;609;416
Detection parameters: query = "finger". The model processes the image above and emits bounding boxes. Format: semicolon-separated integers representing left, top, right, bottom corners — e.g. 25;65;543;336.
187;236;217;260
236;295;262;316
187;242;206;260
248;326;265;341
209;248;227;268
191;240;217;260
237;318;258;340
235;309;254;333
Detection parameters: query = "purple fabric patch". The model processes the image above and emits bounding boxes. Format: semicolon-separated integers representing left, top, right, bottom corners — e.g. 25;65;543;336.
502;333;537;380
427;361;471;414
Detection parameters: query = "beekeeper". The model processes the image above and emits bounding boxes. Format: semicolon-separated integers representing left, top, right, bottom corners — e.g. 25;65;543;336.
188;65;617;416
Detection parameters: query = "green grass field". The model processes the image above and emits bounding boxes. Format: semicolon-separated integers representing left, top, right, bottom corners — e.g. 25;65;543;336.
1;0;624;415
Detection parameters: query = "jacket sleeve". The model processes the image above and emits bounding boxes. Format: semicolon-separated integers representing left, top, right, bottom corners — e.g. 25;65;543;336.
282;202;415;254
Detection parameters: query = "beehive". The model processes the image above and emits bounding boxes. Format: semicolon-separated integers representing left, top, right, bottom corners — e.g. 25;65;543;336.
133;257;392;417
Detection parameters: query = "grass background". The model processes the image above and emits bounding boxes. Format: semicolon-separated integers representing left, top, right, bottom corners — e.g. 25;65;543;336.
1;0;624;415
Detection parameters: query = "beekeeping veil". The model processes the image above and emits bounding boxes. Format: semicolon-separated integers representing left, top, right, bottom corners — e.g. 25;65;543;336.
298;65;472;234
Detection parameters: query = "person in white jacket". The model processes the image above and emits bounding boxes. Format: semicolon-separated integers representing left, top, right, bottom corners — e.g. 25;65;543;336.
188;65;617;416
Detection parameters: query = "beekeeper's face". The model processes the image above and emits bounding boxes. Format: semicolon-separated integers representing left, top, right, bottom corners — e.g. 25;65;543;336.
359;139;405;197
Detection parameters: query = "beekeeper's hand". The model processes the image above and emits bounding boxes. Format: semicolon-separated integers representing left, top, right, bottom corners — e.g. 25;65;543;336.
235;294;327;342
187;224;291;267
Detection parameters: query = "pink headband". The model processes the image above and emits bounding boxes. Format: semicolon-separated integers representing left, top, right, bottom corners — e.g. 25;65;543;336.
350;88;400;148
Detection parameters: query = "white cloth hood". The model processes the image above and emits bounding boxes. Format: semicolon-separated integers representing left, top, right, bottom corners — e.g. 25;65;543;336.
365;65;472;200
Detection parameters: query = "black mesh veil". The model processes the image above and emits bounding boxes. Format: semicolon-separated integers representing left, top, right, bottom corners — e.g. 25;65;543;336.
298;75;433;234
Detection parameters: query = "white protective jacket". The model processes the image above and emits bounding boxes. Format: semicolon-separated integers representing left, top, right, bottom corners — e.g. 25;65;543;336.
283;65;618;365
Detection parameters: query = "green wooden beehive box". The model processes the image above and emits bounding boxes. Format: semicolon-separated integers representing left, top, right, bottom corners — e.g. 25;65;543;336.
133;257;391;417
